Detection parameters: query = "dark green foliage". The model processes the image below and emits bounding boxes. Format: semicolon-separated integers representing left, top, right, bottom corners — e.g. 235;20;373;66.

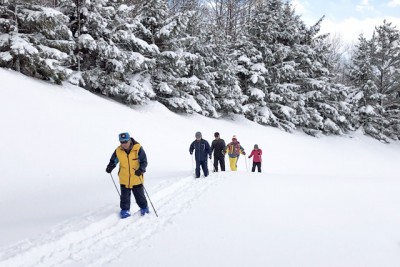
0;2;73;83
348;21;400;142
0;0;398;141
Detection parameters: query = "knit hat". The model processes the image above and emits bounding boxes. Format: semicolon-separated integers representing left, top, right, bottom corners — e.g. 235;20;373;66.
232;135;237;141
254;144;259;149
195;131;202;138
214;132;220;137
119;132;130;142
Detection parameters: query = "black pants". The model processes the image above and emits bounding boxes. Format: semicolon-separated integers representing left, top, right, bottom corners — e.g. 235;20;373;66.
213;155;225;172
120;184;148;211
252;162;262;172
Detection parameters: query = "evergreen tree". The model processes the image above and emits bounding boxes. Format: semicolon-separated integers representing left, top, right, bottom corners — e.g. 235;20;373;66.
0;0;73;83
348;21;400;141
235;0;296;130
59;0;156;104
136;0;219;115
372;21;400;140
296;32;353;136
234;0;352;136
183;8;245;116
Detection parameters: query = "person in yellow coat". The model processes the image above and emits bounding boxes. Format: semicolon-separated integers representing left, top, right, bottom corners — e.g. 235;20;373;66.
225;135;246;171
106;132;149;219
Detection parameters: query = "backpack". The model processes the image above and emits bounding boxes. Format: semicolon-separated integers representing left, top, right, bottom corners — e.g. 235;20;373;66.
228;142;241;156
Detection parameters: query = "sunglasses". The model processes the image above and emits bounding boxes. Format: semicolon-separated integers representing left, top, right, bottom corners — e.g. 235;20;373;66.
120;140;129;144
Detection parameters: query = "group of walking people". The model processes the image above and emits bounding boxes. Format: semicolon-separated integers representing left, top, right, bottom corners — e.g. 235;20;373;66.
104;131;263;219
189;131;263;178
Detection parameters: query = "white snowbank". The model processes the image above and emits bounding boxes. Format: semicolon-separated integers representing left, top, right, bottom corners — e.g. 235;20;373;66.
0;69;400;267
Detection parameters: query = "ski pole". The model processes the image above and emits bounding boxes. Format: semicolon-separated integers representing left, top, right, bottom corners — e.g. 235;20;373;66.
138;174;159;217
109;173;121;197
209;156;214;173
212;155;217;172
245;156;249;172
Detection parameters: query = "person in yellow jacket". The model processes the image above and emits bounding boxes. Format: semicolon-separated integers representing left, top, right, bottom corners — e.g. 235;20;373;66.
225;135;246;171
106;132;149;219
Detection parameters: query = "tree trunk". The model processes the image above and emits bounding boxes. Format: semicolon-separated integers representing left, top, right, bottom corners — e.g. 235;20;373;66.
76;0;81;72
14;2;20;72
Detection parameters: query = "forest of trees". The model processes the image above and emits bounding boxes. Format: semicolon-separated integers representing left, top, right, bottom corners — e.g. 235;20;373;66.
0;0;399;142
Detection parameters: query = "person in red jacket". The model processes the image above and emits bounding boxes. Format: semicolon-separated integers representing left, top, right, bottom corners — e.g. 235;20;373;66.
248;144;262;172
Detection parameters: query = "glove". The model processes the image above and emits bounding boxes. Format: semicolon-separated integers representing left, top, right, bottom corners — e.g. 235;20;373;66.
243;152;246;155
221;150;225;155
106;165;114;173
190;152;193;155
248;156;250;158
135;169;142;176
209;155;212;159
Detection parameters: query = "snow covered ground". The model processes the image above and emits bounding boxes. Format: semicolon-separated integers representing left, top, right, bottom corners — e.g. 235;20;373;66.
1;68;400;267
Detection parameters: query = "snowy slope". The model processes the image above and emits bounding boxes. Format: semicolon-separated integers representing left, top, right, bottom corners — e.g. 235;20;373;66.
1;68;400;267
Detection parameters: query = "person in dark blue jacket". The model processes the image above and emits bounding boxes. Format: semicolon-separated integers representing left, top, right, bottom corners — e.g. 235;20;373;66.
189;131;211;178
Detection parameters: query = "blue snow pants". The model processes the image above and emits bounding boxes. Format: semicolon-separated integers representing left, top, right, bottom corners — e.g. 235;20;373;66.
120;184;148;211
196;160;209;178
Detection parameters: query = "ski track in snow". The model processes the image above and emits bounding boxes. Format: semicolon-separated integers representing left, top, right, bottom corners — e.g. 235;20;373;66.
0;172;229;267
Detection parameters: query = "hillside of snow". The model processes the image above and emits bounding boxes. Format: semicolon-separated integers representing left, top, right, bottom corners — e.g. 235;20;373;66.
1;68;400;267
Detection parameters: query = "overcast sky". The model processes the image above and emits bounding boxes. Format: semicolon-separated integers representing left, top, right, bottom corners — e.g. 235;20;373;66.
290;0;400;44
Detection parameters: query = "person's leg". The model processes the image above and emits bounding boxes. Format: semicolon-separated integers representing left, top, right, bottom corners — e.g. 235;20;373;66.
195;160;201;178
132;184;148;209
213;156;218;172
220;156;226;171
257;162;262;172
229;157;237;171
252;162;256;172
201;160;209;177
120;185;131;211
